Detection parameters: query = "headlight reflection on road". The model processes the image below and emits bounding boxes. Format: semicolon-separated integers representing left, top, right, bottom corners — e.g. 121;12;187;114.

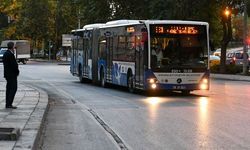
197;97;210;147
148;97;161;105
145;97;163;125
199;97;208;115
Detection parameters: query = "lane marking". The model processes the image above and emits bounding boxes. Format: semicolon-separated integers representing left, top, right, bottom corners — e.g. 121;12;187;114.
88;109;129;150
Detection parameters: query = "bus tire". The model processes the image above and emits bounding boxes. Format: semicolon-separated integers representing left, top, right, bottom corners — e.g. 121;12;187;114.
127;73;134;93
100;68;106;87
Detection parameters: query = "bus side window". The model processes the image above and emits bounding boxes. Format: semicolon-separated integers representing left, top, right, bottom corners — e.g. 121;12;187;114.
98;37;106;58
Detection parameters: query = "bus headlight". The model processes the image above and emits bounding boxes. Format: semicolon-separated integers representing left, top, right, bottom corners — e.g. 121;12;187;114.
147;78;158;89
200;78;209;90
151;83;157;89
147;78;158;84
202;78;208;84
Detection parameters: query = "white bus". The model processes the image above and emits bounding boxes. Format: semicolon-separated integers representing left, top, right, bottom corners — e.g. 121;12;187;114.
70;20;211;94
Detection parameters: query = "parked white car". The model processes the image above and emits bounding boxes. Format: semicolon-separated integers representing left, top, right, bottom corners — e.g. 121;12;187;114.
0;48;7;62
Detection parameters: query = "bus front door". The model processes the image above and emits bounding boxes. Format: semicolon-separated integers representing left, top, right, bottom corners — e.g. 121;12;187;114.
135;36;144;89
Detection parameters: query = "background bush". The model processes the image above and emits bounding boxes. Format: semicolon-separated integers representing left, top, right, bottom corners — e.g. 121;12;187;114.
211;64;243;74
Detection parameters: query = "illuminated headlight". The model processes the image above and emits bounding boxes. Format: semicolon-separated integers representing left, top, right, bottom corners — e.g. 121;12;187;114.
151;83;157;89
147;78;158;84
147;78;158;89
200;83;208;90
200;78;209;90
202;78;208;84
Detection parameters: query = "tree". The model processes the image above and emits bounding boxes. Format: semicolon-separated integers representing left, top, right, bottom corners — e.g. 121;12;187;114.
216;0;244;73
0;0;21;39
79;0;111;24
0;13;8;29
0;0;247;61
109;0;151;20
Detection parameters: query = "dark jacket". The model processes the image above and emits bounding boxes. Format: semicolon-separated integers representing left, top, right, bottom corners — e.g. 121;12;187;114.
3;50;19;79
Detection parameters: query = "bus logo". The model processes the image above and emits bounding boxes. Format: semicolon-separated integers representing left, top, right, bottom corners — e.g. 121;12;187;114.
177;78;182;84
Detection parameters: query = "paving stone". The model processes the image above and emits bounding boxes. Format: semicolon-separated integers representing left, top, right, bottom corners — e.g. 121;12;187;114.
0;141;15;150
15;130;37;149
0;82;48;149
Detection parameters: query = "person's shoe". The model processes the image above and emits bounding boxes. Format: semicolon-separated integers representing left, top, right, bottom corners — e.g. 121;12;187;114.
5;105;17;109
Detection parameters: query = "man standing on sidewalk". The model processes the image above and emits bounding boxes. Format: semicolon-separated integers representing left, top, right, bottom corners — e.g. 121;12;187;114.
3;41;19;109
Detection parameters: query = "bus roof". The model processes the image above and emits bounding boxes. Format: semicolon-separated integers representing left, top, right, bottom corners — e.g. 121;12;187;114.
102;20;209;28
143;20;208;26
106;20;140;25
83;23;106;30
71;20;209;32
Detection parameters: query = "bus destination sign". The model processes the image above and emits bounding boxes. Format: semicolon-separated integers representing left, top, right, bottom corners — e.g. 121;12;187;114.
154;25;198;35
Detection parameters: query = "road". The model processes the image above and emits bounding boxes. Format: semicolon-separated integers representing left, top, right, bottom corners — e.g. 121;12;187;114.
1;61;250;150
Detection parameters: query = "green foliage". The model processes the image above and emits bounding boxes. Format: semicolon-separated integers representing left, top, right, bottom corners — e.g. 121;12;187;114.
18;0;50;40
0;0;247;61
211;64;243;74
81;0;111;24
226;64;243;74
0;13;8;29
210;64;221;73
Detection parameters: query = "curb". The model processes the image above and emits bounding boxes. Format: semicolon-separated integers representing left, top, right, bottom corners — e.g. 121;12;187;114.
211;73;250;82
13;85;49;150
31;87;49;150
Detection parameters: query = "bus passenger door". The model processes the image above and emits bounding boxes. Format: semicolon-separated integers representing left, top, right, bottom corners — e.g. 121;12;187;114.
135;35;144;88
106;37;113;83
72;37;78;74
92;29;99;84
83;39;88;76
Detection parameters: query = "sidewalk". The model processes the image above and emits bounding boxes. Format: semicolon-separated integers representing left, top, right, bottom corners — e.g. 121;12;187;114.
211;73;250;82
0;82;48;150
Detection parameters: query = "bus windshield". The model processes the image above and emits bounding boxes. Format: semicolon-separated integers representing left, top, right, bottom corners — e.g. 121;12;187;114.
150;24;208;71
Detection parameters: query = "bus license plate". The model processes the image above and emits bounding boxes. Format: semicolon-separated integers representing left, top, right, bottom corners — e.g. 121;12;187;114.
173;85;186;89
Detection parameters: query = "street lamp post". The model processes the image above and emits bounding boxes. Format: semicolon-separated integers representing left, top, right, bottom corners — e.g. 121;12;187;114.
243;0;248;75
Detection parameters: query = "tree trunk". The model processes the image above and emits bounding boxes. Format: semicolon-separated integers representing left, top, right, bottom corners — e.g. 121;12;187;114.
220;11;232;74
220;42;227;73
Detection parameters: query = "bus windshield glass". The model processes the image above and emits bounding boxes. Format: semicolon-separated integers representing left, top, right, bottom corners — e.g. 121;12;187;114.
150;24;208;71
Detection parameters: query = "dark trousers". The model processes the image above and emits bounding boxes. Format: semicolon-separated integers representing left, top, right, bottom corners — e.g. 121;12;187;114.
6;77;17;107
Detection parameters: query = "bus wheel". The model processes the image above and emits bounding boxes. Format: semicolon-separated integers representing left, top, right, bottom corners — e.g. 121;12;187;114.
127;74;134;93
100;70;106;87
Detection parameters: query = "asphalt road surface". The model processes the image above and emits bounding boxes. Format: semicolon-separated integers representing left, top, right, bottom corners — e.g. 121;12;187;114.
1;61;249;150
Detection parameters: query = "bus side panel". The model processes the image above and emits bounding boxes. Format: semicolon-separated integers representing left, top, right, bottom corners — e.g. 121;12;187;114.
112;61;135;86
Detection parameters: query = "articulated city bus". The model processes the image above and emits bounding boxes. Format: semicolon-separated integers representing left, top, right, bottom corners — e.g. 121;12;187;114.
70;20;210;94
